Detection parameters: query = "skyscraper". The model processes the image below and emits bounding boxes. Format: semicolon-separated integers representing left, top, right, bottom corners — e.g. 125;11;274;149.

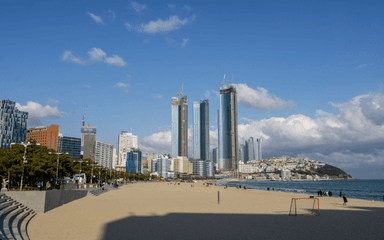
81;123;96;162
193;99;209;160
256;138;262;161
218;84;238;172
0;99;28;149
243;137;255;163
171;95;188;158
118;131;138;167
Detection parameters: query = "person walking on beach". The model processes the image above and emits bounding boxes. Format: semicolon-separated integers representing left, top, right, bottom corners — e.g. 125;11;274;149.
343;195;348;205
340;191;342;198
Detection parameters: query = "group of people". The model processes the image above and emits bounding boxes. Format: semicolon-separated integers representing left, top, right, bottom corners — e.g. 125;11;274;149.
317;190;333;197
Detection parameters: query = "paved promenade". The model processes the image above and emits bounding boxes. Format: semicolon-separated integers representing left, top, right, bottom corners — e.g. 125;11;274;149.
28;182;384;240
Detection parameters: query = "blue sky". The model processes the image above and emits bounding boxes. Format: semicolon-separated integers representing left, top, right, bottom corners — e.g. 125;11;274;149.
1;0;384;178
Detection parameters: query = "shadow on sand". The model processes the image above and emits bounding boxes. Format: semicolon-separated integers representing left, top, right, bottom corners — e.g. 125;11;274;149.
100;206;384;240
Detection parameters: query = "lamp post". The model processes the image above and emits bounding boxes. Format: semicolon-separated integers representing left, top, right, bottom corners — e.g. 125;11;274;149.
96;166;102;184
74;160;85;174
89;164;97;184
11;142;40;191
49;152;68;186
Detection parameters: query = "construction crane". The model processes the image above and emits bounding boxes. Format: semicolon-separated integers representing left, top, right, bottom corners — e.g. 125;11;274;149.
230;73;234;85
82;106;87;127
177;83;183;100
221;74;226;88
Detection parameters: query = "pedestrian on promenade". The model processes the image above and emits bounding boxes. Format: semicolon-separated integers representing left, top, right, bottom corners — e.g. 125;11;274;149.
343;195;348;205
37;182;41;191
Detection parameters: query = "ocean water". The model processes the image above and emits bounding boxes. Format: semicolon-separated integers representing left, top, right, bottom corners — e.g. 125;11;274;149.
216;179;384;202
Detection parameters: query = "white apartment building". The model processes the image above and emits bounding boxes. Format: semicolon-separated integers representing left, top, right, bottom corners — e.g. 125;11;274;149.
118;131;138;167
112;148;117;169
95;141;113;168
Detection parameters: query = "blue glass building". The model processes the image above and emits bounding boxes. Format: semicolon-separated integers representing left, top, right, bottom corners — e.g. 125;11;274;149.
58;136;81;159
0;99;28;149
193;99;209;160
256;138;262;161
218;85;238;171
126;148;142;173
171;96;188;157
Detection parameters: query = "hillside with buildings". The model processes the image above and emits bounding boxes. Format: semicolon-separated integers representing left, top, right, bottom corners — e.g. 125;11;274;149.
238;156;354;181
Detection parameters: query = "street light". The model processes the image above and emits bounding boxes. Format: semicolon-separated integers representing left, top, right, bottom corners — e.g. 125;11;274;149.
11;142;41;191
96;166;102;184
74;160;85;174
49;151;68;186
89;163;98;184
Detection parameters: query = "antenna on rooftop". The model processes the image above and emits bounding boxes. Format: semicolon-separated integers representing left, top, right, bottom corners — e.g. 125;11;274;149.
221;74;226;88
82;106;87;127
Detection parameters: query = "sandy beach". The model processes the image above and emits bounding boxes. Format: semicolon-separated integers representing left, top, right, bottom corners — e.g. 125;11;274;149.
28;181;384;240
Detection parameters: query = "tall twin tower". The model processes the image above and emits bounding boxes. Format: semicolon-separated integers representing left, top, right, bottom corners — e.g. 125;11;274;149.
171;80;239;173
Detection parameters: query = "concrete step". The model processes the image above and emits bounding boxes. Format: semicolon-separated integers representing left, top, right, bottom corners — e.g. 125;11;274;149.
0;203;20;240
0;201;13;211
4;206;26;240
20;212;36;240
12;209;31;240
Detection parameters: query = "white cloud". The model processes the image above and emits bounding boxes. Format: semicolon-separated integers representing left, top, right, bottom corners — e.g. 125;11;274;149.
212;90;219;98
168;4;175;9
181;38;189;47
115;82;130;93
62;51;86;65
234;83;296;111
152;94;163;99
88;48;107;61
183;5;191;12
83;84;91;88
87;12;104;24
356;63;373;69
46;98;59;105
109;10;116;20
16;101;62;126
143;39;150;44
140;130;171;154
125;22;133;31
137;15;195;34
131;1;147;14
105;55;127;67
63;48;126;67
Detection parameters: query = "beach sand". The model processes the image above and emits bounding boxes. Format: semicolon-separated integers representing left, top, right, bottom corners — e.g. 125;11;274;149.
28;182;384;240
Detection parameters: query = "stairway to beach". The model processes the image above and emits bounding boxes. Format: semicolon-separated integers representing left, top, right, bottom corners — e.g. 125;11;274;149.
0;192;36;240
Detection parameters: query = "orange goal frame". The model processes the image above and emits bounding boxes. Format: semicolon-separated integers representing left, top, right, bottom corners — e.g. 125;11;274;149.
289;198;320;216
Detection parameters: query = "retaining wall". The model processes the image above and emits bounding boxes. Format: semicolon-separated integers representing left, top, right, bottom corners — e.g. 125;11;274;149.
3;190;88;213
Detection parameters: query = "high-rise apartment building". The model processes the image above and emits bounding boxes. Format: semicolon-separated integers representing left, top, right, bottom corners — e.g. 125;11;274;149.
0;99;28;149
27;124;59;151
118;131;138;167
81;123;96;162
193;160;215;177
256;138;262;161
173;156;193;174
218;84;238;172
58;136;81;159
95;141;113;168
126;148;142;173
171;96;188;157
112;148;117;169
193;100;209;160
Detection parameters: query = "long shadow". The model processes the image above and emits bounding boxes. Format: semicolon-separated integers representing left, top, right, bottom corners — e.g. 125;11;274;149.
100;206;384;240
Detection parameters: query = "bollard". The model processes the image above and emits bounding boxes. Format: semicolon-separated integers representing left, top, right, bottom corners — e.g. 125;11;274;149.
218;191;220;204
